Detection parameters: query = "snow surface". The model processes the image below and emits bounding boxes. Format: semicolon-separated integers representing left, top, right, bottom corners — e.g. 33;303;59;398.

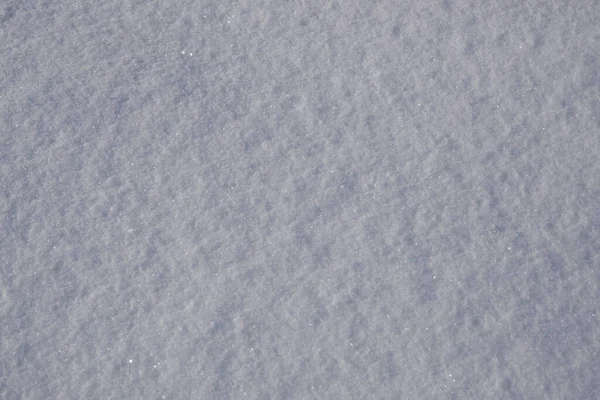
1;1;599;399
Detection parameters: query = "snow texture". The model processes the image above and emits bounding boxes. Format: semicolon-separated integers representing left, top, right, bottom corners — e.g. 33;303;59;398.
1;1;599;399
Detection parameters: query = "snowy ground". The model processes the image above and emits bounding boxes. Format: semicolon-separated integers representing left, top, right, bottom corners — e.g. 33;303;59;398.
1;1;599;399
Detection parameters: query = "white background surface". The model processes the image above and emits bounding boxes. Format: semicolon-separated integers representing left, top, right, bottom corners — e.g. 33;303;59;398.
1;1;599;398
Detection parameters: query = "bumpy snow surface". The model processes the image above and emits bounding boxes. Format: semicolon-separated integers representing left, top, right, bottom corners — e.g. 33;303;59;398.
1;1;599;399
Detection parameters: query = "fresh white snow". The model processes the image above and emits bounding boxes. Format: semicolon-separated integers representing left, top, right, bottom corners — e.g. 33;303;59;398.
1;1;599;399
